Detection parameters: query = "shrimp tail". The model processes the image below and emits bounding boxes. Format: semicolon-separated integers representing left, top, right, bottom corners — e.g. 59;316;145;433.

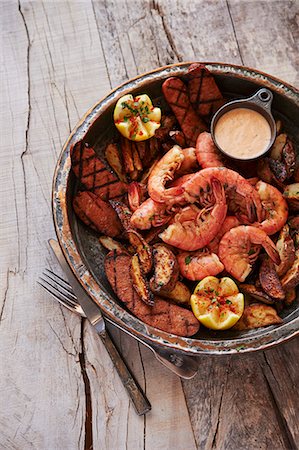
211;177;225;204
264;240;281;266
253;195;264;223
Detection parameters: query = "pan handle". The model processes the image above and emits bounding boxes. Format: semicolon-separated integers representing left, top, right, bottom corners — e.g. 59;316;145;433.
105;317;198;379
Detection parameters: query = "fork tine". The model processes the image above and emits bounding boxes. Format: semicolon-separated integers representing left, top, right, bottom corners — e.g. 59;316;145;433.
43;268;76;298
41;273;78;305
37;279;79;314
38;275;79;307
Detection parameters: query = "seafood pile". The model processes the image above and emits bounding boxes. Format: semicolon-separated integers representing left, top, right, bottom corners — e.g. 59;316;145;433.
70;63;299;337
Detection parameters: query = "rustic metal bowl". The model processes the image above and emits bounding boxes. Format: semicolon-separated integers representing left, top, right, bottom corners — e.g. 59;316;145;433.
52;62;299;356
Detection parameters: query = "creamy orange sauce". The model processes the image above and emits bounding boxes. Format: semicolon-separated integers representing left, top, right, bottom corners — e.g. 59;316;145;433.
214;108;271;159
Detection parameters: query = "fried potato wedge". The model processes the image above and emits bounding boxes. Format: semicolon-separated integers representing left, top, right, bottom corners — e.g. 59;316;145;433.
130;254;154;306
275;119;283;135
280;244;299;290
283;183;299;211
155;115;177;142
109;200;134;231
282;138;296;177
150;244;179;292
275;225;295;277
99;236;128;253
285;289;296;306
233;304;283;330
156;281;191;305
239;284;275;305
270;133;287;160
131;142;143;171
105;143;127;182
288;216;299;230
127;230;153;274
257;158;273;184
120;137;134;173
259;256;285;300
268;158;288;183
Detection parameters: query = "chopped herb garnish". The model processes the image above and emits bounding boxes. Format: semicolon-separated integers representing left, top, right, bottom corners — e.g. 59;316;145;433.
226;299;232;305
185;256;192;265
142;117;150;123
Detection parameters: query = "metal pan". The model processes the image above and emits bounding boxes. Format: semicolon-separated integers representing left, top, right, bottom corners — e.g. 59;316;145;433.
52;62;299;356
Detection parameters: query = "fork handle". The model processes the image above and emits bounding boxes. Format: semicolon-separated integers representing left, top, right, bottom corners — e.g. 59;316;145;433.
99;330;151;416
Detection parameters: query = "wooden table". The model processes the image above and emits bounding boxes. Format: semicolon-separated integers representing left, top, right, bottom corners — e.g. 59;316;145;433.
1;1;298;449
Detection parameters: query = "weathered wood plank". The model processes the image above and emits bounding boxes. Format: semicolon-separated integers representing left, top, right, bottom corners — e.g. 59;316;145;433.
0;0;121;448
227;0;299;85
259;339;299;448
183;354;291;450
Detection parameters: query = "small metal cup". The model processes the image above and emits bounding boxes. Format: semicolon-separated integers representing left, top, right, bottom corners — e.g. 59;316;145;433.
211;88;276;161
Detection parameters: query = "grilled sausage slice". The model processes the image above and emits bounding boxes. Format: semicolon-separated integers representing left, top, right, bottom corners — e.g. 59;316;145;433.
73;191;122;237
187;63;225;118
105;251;200;337
71;140;127;201
162;77;207;147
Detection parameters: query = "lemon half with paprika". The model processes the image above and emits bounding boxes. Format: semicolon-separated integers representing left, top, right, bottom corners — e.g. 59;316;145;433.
191;276;244;330
114;94;161;141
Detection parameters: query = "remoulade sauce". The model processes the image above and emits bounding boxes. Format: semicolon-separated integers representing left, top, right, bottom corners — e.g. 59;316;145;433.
214;108;271;159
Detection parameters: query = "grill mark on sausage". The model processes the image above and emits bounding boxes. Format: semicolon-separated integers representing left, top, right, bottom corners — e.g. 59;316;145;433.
71;140;127;200
192;66;204;109
162;77;207;147
104;253;200;336
187;63;225;118
93;182;127;201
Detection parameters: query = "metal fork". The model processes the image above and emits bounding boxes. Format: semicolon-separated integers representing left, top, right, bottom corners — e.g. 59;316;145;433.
38;268;151;415
38;269;198;379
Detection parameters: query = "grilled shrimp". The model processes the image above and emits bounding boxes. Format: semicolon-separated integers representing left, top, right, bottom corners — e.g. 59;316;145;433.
160;178;227;251
175;147;198;177
177;250;224;281
218;226;280;282
208;216;240;254
148;145;185;203
182;167;263;223
131;174;192;230
130;197;172;230
254;181;288;235
128;182;147;212
196;132;224;168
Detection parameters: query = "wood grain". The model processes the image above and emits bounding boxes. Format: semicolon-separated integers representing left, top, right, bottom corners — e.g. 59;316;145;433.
1;0;298;449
